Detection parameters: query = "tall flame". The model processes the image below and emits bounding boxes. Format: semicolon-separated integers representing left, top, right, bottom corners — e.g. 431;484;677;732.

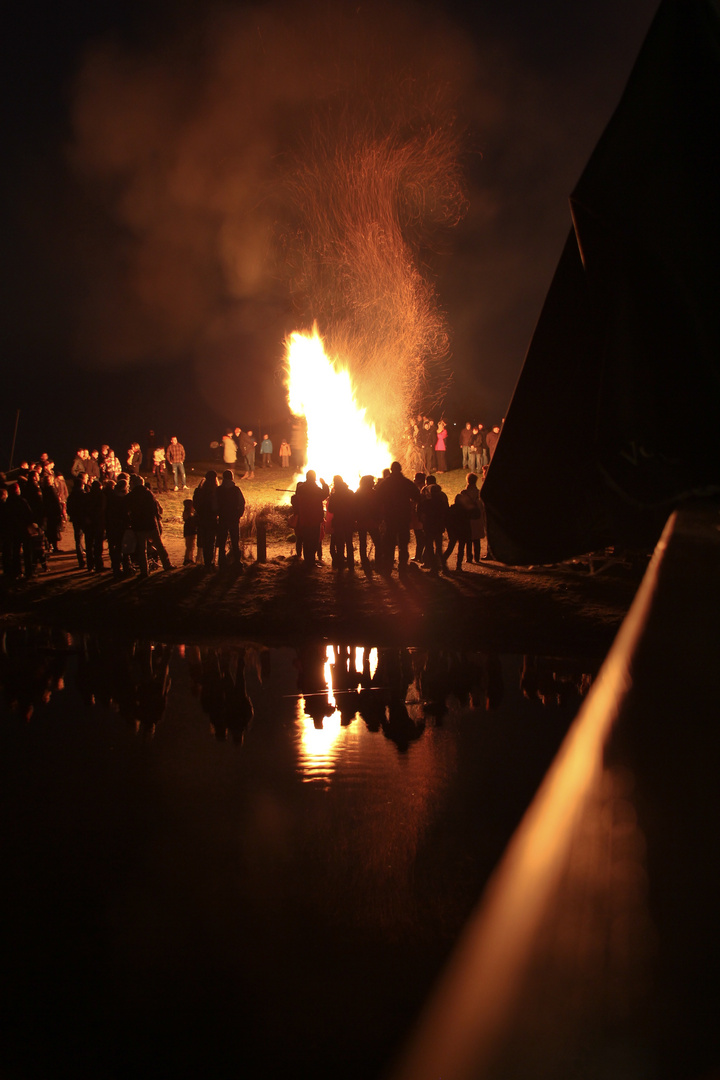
285;327;392;485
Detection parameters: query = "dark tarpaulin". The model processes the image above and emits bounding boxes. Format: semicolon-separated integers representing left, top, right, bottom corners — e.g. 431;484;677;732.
483;0;720;565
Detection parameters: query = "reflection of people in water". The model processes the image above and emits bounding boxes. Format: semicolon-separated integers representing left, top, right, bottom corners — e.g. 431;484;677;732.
520;656;596;707
133;642;172;736
438;651;505;712
406;649;452;721
356;649;385;733
330;645;362;726
76;633;119;709
330;645;360;693
381;699;425;752
197;647;254;744
88;640;174;737
352;647;507;733
357;646;427;750
0;629;173;734
76;637;172;736
295;642;335;729
0;626;69;721
4;631;596;757
303;694;336;729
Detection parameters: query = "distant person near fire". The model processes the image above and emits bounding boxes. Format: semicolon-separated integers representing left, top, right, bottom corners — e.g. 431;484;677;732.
242;431;257;479
260;435;273;468
166;436;187;491
279;440;291;468
222;430;238;477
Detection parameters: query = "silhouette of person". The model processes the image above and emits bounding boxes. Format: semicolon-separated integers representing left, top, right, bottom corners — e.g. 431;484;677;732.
418;475;449;572
354;475;381;569
374;461;420;575
327;475;356;569
193;470;220;567
291;469;329;563
217;470;246;567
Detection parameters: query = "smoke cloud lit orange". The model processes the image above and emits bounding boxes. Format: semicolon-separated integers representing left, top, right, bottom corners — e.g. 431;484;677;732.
67;0;476;427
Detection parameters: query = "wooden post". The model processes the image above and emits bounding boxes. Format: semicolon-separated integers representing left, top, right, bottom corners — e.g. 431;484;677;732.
256;516;266;563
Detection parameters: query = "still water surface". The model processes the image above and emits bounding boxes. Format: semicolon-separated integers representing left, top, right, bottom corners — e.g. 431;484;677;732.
1;628;599;1080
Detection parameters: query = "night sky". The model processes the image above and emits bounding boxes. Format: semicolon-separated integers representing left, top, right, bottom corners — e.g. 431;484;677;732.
2;0;659;470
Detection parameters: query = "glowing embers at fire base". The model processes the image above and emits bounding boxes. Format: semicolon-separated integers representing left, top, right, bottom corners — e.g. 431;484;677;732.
285;328;392;483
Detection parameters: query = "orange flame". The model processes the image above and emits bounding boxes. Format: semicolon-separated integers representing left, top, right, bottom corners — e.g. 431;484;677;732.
285;327;392;486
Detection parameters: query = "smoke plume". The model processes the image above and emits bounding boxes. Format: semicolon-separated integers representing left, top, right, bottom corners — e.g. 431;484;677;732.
68;0;476;433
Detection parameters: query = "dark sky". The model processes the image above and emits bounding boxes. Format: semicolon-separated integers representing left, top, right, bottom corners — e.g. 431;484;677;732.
1;0;659;469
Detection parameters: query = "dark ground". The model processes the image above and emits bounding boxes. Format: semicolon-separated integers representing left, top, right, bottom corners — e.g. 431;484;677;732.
1;535;645;657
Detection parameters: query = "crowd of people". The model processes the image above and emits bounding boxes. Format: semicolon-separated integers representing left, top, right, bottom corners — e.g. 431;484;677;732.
1;415;501;583
1;457;67;581
188;470;246;569
176;457;489;576
212;417;506;479
67;437;190;493
290;461;489;574
0;437;190;583
216;428;293;477
405;416;504;475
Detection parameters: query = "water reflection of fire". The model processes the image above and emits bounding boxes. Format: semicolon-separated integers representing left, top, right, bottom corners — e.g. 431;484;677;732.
285;327;392;485
296;646;378;784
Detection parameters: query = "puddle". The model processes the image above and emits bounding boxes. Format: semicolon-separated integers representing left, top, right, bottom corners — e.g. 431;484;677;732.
0;626;601;1079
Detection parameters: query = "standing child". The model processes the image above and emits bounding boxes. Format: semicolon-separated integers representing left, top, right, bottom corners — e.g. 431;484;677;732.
260;434;273;468
279;439;291;468
182;499;198;564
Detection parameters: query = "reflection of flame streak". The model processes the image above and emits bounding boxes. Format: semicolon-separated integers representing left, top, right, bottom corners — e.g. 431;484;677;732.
285;327;392;485
324;649;335;707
